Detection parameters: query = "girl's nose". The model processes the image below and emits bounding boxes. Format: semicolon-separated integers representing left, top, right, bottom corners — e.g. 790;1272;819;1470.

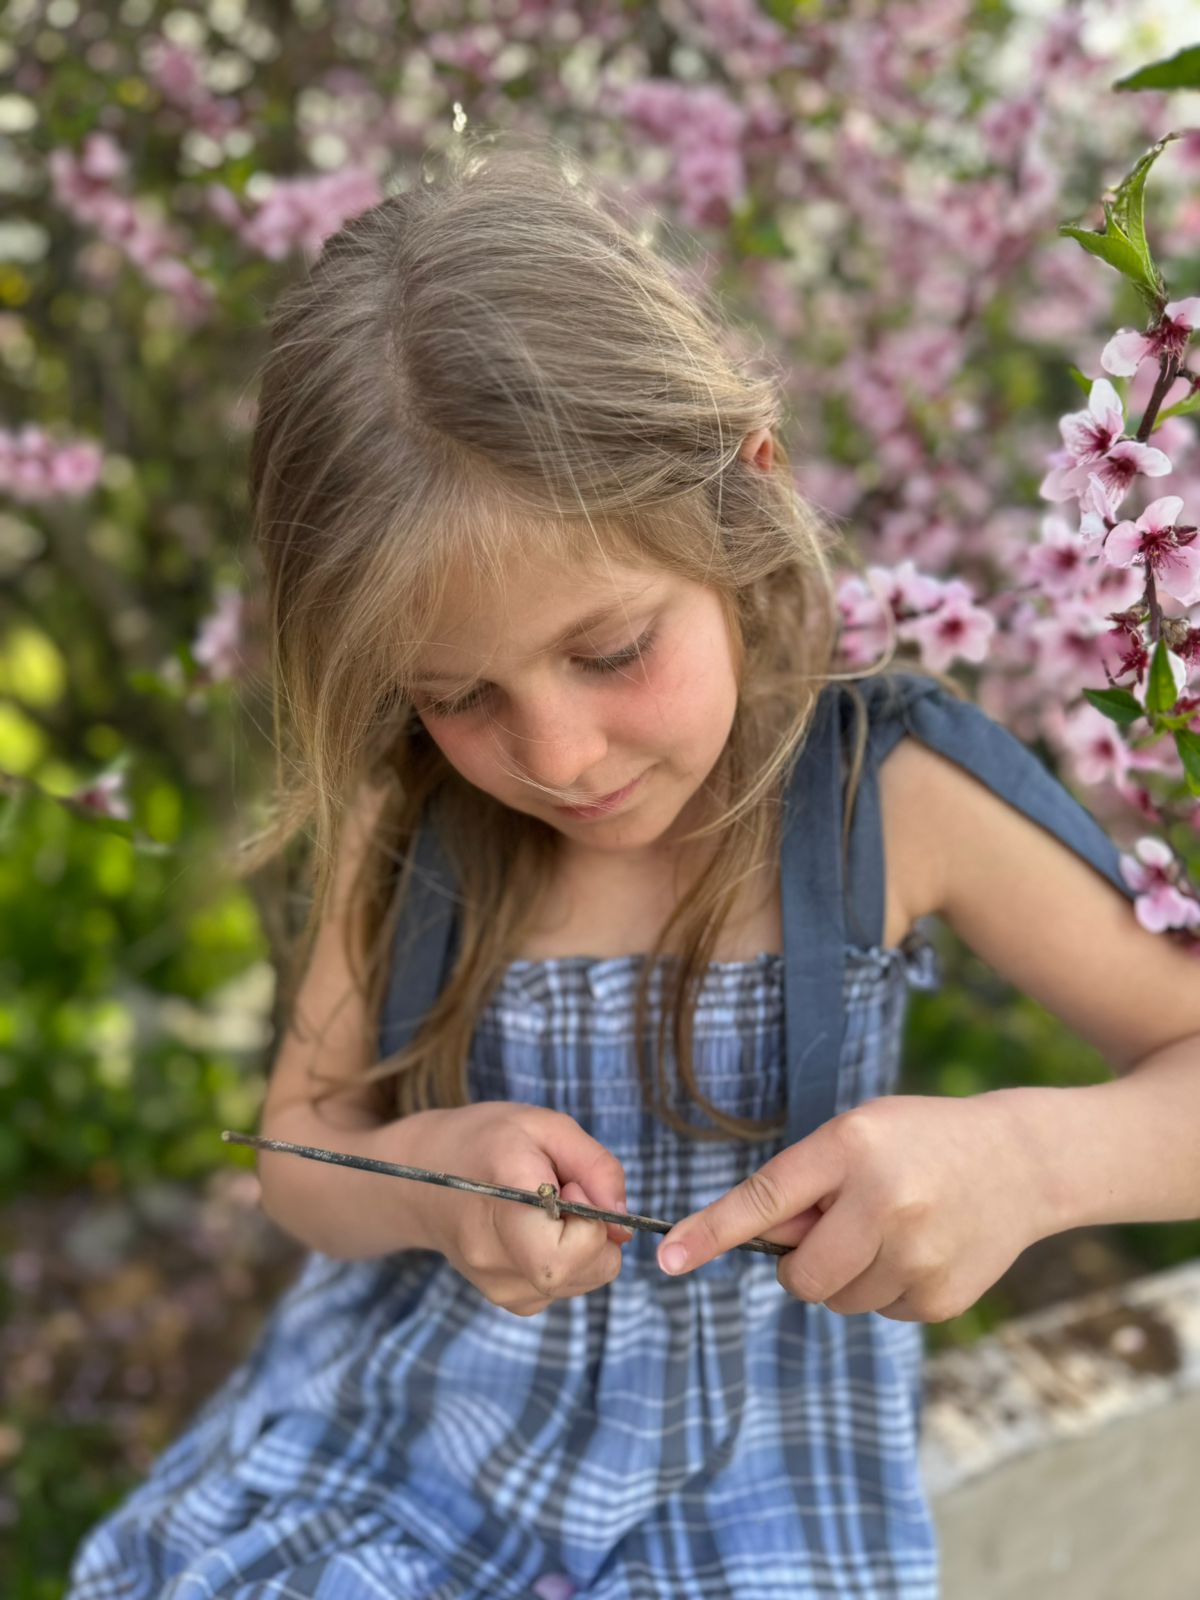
507;710;609;798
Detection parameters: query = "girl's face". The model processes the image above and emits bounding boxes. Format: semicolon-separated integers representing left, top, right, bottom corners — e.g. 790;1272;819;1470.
411;554;741;866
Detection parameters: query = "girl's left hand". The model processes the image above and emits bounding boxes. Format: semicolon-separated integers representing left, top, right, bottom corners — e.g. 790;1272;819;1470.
655;1092;1048;1323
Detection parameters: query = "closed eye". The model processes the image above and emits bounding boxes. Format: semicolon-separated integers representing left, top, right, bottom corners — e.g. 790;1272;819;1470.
421;627;658;718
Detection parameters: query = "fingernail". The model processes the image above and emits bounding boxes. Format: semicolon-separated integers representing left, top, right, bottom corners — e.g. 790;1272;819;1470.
658;1242;689;1274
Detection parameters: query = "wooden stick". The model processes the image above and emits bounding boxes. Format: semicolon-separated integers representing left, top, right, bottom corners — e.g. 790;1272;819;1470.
221;1131;790;1257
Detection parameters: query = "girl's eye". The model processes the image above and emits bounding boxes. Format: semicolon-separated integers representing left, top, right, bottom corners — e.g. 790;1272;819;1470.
424;626;657;718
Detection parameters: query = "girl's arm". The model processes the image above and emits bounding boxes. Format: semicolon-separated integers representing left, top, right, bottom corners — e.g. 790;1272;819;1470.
257;1098;451;1260
255;781;446;1259
650;736;1200;1320
882;736;1200;1233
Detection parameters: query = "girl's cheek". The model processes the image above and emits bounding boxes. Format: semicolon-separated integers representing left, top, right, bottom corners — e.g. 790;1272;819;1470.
422;720;476;775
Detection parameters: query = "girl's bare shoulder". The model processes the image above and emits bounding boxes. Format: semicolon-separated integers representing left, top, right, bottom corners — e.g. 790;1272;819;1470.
878;734;1200;1072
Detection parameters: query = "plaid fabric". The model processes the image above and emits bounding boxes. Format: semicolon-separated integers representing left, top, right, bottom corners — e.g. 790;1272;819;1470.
65;941;944;1600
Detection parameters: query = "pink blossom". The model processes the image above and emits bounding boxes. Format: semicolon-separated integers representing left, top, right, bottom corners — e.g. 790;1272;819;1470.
0;425;103;502
192;588;245;682
675;141;747;228
71;771;131;821
48;138;213;326
425;25;507;83
836;561;951;665
1029;601;1111;685
1059;700;1132;787
978;92;1042;167
1020;511;1094;596
668;0;804;78
898;582;996;672
1077;471;1122;550
1039;378;1172;503
1096;615;1150;686
143;37;242;138
835;575;891;664
78;131;126;183
1079;560;1143;617
1119;837;1200;933
1104;496;1200;605
620;82;748;227
237;169;383;261
1114;775;1165;827
1100;298;1200;377
876;507;960;570
795;461;862;516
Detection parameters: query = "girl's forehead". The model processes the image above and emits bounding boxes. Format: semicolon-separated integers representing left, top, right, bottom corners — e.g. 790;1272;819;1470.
429;555;669;640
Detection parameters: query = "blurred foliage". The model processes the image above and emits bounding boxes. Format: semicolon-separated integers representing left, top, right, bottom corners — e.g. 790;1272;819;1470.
0;782;270;1196
3;0;1200;1590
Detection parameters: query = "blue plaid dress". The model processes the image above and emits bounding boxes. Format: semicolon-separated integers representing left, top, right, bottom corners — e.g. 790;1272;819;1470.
66;676;1140;1599
65;943;942;1600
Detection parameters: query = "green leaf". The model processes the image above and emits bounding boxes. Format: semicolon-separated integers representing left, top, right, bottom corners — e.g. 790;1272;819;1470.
1082;686;1144;727
1156;387;1200;424
1058;132;1188;315
1176;728;1200;795
1067;364;1094;395
1146;638;1179;717
1114;46;1200;92
760;0;824;19
1058;220;1163;313
729;200;792;260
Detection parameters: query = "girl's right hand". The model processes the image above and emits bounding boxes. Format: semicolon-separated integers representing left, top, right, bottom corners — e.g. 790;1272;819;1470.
415;1101;633;1316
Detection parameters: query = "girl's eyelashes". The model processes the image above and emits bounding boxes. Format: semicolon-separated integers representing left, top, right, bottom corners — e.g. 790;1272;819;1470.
422;625;659;718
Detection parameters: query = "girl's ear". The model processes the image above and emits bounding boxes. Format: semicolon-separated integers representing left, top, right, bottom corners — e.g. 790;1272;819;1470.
739;428;773;473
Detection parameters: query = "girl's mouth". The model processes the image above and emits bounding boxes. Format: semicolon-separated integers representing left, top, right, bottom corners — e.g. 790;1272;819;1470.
554;770;647;820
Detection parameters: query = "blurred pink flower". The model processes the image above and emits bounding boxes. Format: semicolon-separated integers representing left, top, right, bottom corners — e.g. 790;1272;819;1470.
0;425;103;502
236;169;383;260
1119;838;1200;933
1058;700;1132;787
143;37;242;138
620;81;748;227
898;583;996;672
1020;511;1094;596
71;771;131;821
193;588;245;682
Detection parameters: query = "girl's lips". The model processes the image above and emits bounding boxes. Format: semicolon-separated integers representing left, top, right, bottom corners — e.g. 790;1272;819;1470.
554;770;647;819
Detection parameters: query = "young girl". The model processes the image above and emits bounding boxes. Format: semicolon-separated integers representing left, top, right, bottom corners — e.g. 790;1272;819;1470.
67;132;1200;1600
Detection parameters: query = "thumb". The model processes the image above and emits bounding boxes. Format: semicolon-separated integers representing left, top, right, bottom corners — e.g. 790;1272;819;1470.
655;1133;843;1274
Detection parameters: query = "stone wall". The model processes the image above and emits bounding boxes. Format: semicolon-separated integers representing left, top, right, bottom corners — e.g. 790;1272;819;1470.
922;1259;1200;1598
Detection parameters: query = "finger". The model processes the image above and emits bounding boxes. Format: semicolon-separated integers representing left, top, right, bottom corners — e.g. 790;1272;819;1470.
539;1117;629;1224
503;1291;554;1318
875;1293;923;1322
656;1130;846;1275
776;1198;880;1307
817;1251;906;1316
760;1203;825;1251
558;1181;634;1247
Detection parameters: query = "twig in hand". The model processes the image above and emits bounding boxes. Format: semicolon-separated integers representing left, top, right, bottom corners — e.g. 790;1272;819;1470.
222;1131;791;1257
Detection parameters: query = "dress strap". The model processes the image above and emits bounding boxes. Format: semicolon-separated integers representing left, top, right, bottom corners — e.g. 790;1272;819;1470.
377;795;461;1063
378;704;860;1148
778;685;848;1147
840;671;1139;953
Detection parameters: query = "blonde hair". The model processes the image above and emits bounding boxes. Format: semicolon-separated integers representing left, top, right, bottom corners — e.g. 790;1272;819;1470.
236;127;939;1142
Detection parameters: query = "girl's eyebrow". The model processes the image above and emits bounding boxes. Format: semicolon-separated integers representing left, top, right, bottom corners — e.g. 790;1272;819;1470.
411;593;657;685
